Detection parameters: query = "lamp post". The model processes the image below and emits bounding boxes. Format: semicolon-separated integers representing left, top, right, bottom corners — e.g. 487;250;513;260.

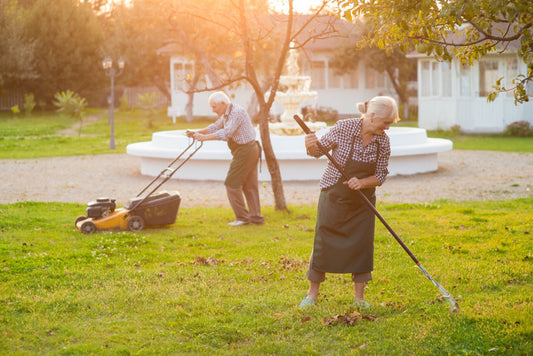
102;56;125;149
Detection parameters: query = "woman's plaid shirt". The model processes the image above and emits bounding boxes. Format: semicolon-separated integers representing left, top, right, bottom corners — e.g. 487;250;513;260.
312;118;391;189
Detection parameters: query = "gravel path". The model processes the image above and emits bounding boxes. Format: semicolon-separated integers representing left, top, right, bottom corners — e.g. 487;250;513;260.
1;150;532;207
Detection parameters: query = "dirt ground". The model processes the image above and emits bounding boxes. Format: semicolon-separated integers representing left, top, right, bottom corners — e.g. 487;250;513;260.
1;150;532;207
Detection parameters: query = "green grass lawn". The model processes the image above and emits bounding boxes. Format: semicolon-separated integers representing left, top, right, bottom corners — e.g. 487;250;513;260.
0;110;215;159
1;199;532;354
1;110;532;354
1;110;532;159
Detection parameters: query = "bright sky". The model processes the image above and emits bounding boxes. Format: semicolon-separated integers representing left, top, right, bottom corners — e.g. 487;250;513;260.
268;0;329;13
110;0;328;14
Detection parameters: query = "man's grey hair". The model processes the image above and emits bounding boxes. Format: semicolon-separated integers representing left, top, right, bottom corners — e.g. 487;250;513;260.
208;91;231;105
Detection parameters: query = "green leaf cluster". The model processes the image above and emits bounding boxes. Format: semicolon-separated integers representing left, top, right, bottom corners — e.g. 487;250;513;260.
23;0;105;103
53;90;87;119
338;0;533;104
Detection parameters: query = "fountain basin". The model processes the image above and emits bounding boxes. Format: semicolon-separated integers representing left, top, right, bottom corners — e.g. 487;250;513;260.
126;126;452;181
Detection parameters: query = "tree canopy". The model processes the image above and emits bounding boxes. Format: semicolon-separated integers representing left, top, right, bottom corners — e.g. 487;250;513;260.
0;0;36;89
162;0;339;210
24;0;104;103
338;0;533;103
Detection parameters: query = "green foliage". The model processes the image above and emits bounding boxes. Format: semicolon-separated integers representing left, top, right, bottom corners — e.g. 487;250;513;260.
450;124;462;136
329;25;417;110
0;199;532;354
23;92;36;116
53;90;87;119
0;0;36;87
137;91;156;110
302;105;339;123
118;94;130;112
24;0;104;102
503;121;533;137
138;92;160;128
10;105;20;115
339;0;533;104
103;2;172;96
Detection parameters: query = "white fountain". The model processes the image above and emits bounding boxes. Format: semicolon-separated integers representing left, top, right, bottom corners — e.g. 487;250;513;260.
269;45;326;135
126;48;453;181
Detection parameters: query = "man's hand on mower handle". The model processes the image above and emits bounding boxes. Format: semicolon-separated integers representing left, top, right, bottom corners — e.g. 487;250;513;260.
186;130;210;141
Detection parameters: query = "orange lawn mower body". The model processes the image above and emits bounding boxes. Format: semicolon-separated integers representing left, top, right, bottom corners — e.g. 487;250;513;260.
75;139;202;234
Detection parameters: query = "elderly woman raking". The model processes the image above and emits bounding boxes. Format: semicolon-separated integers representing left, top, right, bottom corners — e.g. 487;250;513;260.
299;96;400;309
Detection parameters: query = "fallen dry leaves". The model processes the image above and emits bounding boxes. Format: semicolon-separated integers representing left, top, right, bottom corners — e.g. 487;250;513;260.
322;311;379;326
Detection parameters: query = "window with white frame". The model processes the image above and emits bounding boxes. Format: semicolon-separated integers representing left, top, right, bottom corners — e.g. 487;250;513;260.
479;59;499;97
431;62;440;96
505;57;518;97
310;61;326;89
328;63;341;89
441;61;452;97
343;70;358;89
365;68;376;89
527;80;533;97
364;68;388;90
310;60;359;89
173;61;194;91
460;63;471;97
421;61;431;96
420;60;450;97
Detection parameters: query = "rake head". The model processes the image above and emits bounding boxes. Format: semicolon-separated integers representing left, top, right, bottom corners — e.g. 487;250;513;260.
417;264;460;313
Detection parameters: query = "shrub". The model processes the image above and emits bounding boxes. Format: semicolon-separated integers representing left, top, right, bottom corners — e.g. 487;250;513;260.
302;105;339;123
10;105;20;116
53;90;87;119
137;92;158;128
53;90;88;136
450;124;462;136
23;93;36;116
503;121;532;137
119;94;130;111
38;100;47;112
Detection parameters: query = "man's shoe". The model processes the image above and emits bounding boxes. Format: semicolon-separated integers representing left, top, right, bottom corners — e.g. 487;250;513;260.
228;220;250;226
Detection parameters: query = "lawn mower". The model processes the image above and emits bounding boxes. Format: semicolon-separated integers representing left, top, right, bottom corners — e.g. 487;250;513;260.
75;139;203;234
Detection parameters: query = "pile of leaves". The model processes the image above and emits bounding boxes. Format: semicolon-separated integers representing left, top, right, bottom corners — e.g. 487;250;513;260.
322;311;379;326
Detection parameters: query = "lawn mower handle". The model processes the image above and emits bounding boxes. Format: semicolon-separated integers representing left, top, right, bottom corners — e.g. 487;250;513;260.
124;139;203;220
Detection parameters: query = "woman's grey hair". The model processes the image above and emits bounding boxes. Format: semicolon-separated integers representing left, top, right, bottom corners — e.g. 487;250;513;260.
356;96;400;123
208;91;231;105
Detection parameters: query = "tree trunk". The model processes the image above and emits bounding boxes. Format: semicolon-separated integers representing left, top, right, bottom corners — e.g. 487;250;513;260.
185;73;201;122
256;105;287;211
385;67;409;119
185;93;194;122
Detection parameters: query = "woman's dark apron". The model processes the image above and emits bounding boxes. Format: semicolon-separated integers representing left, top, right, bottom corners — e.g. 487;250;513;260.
311;136;377;274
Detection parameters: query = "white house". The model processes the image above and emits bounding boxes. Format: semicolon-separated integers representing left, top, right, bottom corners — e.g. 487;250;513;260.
158;16;398;122
412;45;533;133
